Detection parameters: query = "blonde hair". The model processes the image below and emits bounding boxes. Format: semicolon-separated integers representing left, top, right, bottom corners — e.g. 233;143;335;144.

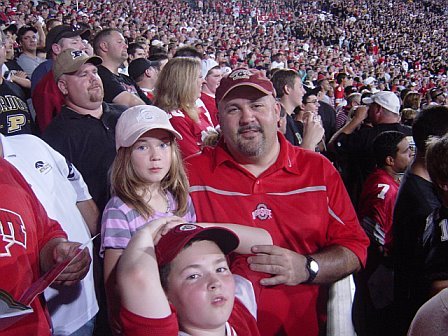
154;57;201;122
110;139;190;219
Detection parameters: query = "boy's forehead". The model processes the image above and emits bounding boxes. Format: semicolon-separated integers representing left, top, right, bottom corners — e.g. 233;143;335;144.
171;240;227;269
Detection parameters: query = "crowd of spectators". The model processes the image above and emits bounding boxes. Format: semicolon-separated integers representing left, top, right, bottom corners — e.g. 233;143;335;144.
0;0;447;96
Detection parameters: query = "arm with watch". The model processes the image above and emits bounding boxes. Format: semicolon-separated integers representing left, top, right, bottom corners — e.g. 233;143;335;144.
247;244;361;286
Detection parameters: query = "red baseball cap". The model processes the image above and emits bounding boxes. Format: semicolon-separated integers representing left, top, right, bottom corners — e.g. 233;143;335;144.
215;68;276;105
155;224;240;266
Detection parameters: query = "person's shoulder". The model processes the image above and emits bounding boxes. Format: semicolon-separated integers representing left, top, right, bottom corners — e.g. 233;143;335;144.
186;147;214;163
103;102;127;118
32;60;51;76
367;168;396;183
97;65;115;79
104;195;128;210
377;122;412;135
43;108;78;138
185;146;216;173
6;133;46;148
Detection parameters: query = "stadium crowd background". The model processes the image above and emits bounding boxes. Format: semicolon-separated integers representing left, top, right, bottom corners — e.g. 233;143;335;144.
0;0;447;97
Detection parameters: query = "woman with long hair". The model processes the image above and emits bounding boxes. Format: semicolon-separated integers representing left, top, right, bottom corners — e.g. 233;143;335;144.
154;57;217;157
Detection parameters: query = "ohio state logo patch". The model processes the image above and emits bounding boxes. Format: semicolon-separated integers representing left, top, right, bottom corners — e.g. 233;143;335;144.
252;203;272;220
229;69;251;81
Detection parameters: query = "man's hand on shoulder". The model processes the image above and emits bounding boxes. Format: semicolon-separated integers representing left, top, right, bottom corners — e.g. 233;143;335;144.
247;245;308;286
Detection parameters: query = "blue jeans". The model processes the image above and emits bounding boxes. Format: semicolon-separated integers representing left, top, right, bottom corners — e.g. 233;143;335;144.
68;317;96;336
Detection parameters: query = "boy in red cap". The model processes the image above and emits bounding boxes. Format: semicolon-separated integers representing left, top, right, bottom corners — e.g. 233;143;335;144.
116;220;271;336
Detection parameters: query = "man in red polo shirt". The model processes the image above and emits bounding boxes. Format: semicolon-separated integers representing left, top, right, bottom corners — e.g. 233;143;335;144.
186;68;369;336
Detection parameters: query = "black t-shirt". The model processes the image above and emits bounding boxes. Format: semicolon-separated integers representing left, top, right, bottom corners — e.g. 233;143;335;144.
318;100;336;141
423;205;448;281
97;65;151;105
284;113;302;146
393;171;441;333
42;103;126;211
0;80;34;136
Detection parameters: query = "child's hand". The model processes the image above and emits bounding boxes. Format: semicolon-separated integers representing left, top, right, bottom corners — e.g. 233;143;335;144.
144;216;185;244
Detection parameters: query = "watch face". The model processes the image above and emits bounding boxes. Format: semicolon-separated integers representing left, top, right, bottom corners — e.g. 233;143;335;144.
310;260;319;272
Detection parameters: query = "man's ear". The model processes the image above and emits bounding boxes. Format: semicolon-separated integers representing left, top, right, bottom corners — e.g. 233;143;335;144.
52;43;62;56
274;100;281;123
144;68;152;78
385;155;394;167
283;84;290;95
57;79;68;95
99;40;108;53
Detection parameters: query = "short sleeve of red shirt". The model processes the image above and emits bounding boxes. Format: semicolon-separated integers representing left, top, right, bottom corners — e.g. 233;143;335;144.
120;307;179;336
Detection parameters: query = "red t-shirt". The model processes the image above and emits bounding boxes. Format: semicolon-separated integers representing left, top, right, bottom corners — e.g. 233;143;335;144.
186;134;369;336
0;158;67;336
358;168;399;251
334;85;345;106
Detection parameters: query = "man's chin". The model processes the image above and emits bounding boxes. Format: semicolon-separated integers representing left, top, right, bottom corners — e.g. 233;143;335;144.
237;140;263;157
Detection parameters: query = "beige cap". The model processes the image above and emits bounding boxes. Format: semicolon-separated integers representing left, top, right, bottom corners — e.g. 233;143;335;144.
115;105;182;150
53;48;102;81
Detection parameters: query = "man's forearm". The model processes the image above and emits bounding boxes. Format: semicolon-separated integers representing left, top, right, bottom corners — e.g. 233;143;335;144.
77;199;100;235
311;245;361;284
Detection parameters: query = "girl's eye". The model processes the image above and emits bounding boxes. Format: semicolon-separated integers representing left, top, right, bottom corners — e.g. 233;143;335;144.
136;145;147;151
217;267;228;273
160;142;171;149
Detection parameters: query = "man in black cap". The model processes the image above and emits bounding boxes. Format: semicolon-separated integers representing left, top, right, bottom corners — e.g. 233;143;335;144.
31;25;88;91
128;58;164;102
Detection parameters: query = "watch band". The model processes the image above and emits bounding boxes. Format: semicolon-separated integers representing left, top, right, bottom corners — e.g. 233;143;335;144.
304;255;318;284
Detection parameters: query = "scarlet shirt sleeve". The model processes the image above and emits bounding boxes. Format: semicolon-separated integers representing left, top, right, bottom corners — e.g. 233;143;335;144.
120;306;179;336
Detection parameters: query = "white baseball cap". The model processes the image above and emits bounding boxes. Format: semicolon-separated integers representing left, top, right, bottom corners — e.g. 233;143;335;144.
115;105;182;150
201;59;219;78
362;91;400;114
